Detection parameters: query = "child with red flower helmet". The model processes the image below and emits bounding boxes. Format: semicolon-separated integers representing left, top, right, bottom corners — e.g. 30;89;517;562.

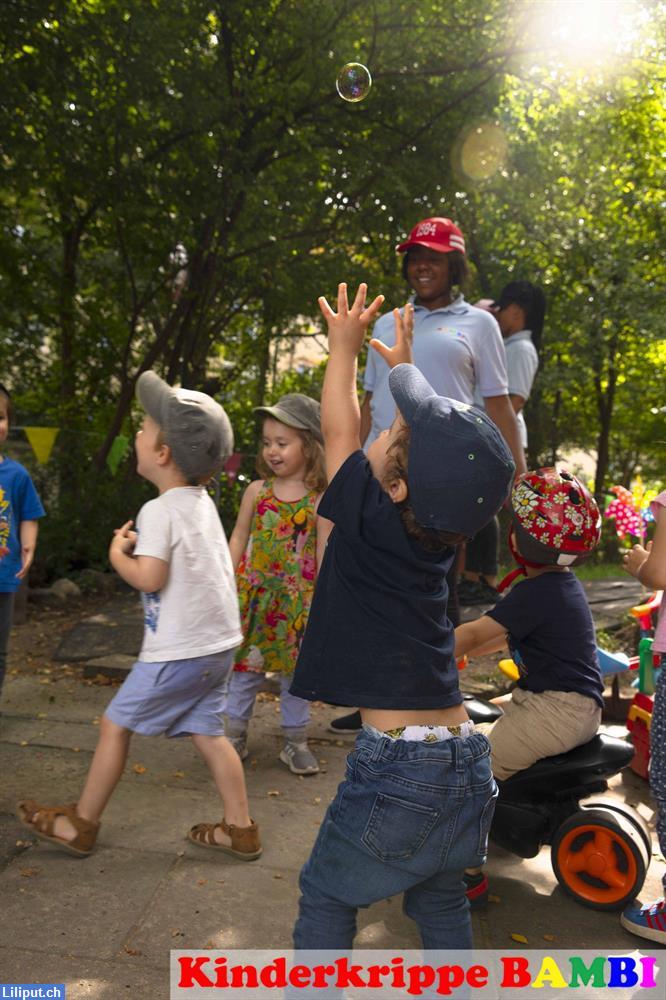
454;468;604;907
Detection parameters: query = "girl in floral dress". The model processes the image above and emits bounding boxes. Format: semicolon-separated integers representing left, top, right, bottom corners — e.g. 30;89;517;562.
226;394;330;774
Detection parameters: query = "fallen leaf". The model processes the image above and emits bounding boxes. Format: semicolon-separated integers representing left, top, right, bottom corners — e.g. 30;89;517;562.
71;747;80;753
312;797;322;804
197;879;207;886
36;712;48;719
543;934;556;942
39;679;51;685
19;740;28;747
124;946;143;956
20;867;41;877
511;933;528;944
173;771;185;779
133;763;147;774
273;874;284;880
267;789;280;797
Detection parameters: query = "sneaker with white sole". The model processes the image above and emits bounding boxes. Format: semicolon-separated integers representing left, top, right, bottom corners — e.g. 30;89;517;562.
621;897;666;944
279;740;320;775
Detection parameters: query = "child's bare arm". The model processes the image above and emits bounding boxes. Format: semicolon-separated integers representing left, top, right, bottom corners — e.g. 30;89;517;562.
623;506;666;590
369;303;414;369
228;480;262;571
109;520;168;592
15;519;39;580
315;512;333;572
319;282;384;482
455;616;507;658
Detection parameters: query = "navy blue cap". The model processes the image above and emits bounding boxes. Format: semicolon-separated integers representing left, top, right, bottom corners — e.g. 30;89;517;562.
388;364;515;538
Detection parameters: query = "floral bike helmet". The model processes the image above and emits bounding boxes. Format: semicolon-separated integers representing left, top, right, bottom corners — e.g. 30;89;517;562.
510;468;601;568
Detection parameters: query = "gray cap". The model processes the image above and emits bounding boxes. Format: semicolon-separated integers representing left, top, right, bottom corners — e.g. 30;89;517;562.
136;371;233;480
389;364;515;538
254;393;322;444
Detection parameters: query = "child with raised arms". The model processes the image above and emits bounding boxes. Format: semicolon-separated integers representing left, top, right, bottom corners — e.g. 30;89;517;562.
226;394;331;775
289;283;515;950
19;372;261;860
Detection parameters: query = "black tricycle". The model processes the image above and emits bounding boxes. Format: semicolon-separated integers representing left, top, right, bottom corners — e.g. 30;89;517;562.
464;693;651;911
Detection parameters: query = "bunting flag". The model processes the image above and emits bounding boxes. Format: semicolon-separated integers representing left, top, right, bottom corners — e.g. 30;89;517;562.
106;434;131;476
24;426;59;464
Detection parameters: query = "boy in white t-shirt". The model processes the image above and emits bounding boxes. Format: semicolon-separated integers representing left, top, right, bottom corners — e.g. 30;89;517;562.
18;373;261;860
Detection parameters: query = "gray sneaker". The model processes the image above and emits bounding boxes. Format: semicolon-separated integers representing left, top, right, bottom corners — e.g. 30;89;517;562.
228;734;249;761
279;740;320;775
225;719;249;761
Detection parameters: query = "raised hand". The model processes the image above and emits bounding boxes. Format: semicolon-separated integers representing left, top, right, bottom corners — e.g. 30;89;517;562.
369;302;414;369
318;282;384;357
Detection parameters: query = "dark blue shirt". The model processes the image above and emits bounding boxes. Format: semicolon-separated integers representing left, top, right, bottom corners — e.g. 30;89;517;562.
486;571;604;709
290;451;461;709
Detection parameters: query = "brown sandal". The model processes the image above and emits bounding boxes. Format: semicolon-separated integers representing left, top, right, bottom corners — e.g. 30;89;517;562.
17;800;99;857
187;818;261;861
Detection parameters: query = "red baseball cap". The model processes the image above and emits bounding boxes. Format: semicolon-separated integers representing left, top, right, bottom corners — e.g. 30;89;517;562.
397;217;466;255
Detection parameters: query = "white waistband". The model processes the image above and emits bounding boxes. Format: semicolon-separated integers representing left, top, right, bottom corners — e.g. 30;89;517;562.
365;721;476;743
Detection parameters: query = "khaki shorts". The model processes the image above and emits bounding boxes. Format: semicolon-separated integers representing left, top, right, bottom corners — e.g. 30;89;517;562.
478;687;602;782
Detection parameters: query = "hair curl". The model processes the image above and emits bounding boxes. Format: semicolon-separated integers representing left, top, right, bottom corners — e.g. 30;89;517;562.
380;425;464;551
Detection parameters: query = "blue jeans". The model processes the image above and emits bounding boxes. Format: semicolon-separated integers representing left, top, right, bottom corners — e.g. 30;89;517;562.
293;727;497;951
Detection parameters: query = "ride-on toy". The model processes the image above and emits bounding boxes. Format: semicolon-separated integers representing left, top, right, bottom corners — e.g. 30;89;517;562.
464;693;651;911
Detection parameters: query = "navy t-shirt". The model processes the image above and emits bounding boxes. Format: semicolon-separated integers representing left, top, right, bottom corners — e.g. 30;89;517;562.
290;451;461;710
486;571;604;709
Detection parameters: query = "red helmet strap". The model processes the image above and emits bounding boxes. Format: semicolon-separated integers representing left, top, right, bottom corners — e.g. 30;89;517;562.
497;527;547;594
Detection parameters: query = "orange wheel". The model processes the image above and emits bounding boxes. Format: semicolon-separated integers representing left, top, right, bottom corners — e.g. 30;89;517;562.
551;808;648;911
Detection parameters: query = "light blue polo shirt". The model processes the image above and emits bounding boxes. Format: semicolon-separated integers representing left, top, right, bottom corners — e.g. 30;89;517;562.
363;295;508;446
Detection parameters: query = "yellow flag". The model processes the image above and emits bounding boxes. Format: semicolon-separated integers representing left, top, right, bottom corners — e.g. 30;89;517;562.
24;427;59;464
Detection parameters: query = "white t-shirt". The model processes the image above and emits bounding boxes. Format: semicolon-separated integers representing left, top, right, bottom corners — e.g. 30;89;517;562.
504;329;539;449
364;296;508;445
133;487;242;662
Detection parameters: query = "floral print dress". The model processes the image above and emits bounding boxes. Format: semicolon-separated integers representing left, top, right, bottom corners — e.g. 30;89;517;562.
234;481;318;676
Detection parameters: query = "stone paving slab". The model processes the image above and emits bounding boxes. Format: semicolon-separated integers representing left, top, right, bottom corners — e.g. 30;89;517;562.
0;948;162;999
0;845;175;961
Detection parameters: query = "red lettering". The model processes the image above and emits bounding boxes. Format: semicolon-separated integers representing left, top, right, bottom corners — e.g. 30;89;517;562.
230;965;258;988
407;965;435;996
366;964;390;987
435;965;464;996
468;965;489;988
334;958;366;988
177;956;214;988
501;957;531;988
289;965;311;988
259;958;287;989
311;965;336;988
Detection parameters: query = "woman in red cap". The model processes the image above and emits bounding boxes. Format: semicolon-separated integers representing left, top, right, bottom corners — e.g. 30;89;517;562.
329;216;526;736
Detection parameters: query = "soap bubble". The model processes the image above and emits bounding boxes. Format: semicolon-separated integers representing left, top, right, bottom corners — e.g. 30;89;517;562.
453;122;508;182
336;62;372;103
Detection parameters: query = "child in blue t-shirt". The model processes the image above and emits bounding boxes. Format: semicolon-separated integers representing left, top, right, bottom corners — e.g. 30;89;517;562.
0;385;45;697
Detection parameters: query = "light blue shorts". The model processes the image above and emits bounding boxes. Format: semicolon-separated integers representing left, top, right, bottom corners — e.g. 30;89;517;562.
105;649;235;737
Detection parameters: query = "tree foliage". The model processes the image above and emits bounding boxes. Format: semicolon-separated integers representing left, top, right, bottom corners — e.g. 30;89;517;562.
0;0;663;573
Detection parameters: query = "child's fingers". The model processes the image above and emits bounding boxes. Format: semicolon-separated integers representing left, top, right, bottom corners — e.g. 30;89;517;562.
337;282;349;316
349;282;367;314
360;293;384;323
369;338;391;362
318;295;334;319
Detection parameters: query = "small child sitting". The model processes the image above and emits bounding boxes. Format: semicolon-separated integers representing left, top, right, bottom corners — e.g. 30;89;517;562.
19;372;260;860
455;468;603;903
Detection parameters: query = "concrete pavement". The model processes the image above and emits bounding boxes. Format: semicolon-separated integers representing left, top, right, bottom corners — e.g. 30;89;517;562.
0;578;662;998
